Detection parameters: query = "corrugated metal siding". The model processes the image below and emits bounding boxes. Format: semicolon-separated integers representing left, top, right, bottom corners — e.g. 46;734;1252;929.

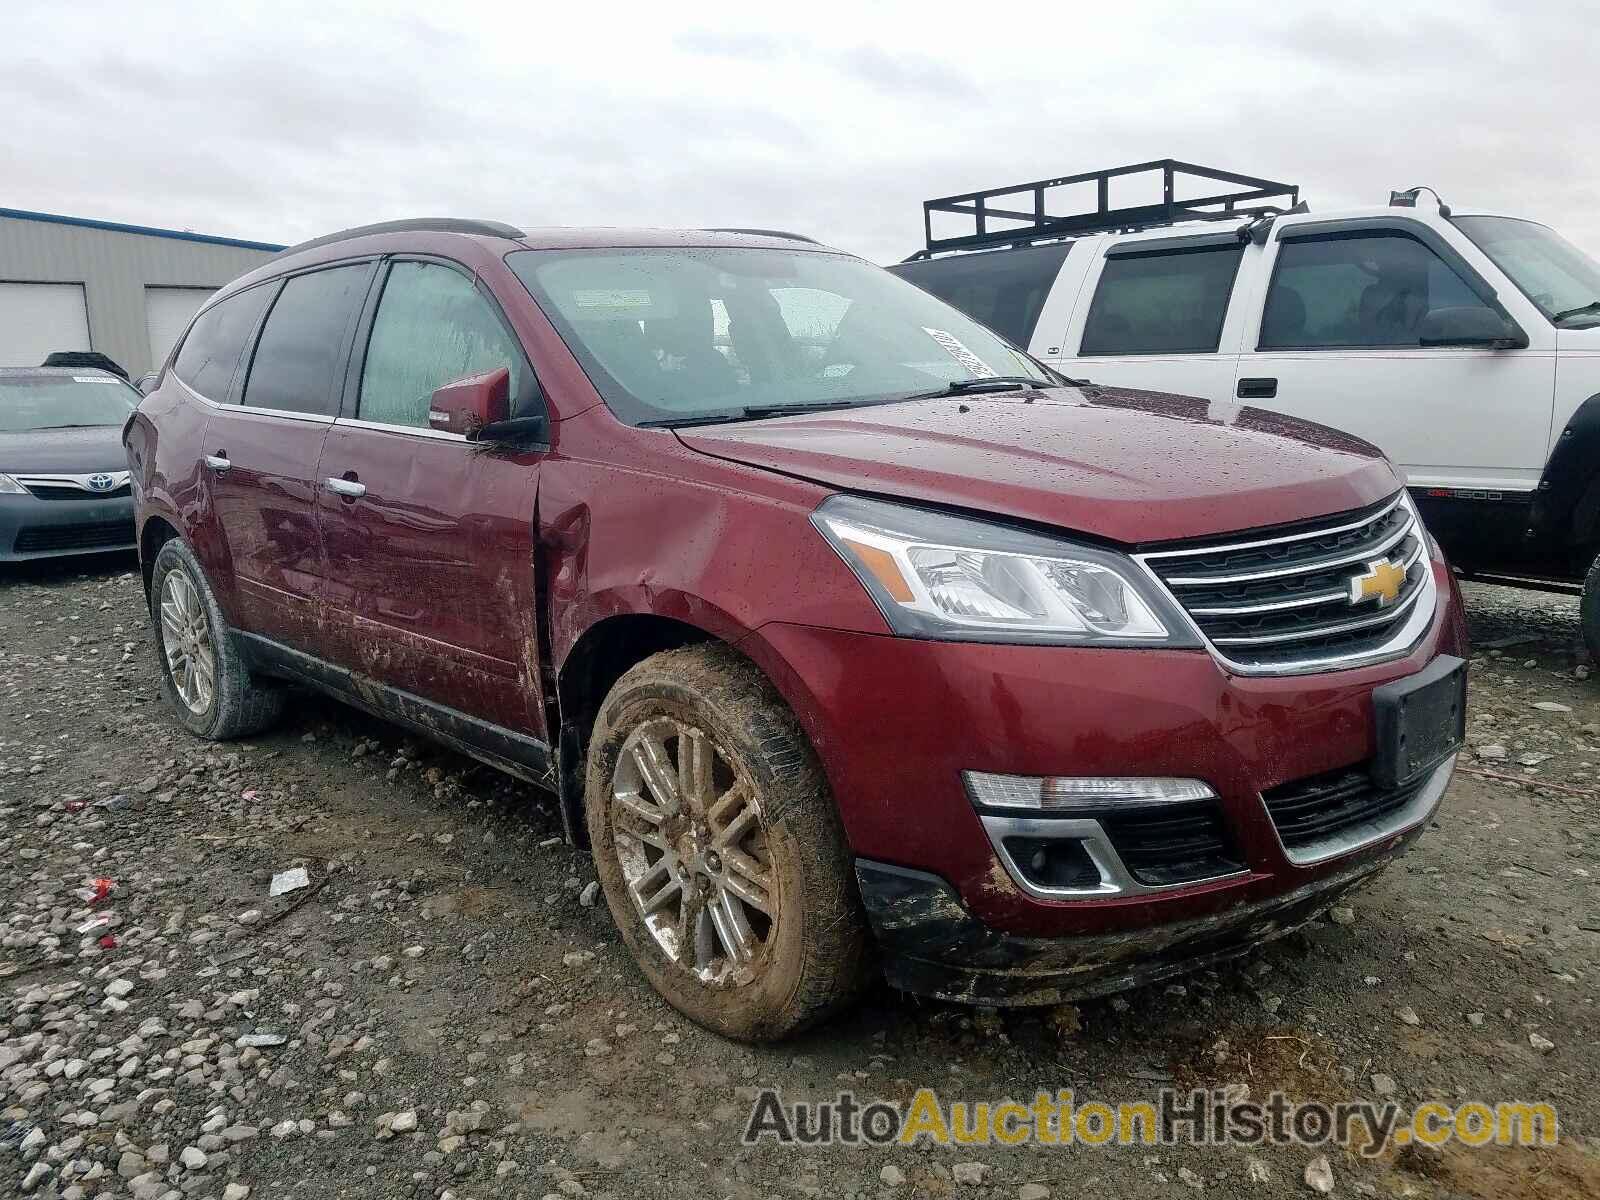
0;215;278;375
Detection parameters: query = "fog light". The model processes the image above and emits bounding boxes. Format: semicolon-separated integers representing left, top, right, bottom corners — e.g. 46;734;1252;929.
1000;835;1102;889
963;772;1216;812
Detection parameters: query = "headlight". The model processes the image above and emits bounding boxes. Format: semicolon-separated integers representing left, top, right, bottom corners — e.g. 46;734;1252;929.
0;473;26;495
811;495;1195;645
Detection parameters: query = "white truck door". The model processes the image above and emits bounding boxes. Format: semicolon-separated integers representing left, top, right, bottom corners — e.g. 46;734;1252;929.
1233;217;1555;492
1051;231;1251;403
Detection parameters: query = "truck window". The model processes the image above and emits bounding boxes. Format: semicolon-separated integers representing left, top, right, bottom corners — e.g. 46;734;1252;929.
1261;233;1493;350
890;242;1072;346
1080;245;1243;355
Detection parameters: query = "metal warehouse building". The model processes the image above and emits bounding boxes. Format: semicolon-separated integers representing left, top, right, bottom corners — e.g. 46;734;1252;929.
0;207;283;378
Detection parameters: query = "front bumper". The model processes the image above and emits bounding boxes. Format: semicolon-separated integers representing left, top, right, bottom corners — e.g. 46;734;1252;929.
856;758;1447;1005
0;492;136;562
744;556;1466;999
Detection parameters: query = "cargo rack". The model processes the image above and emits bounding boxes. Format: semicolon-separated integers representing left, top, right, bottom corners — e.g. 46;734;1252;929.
909;160;1299;259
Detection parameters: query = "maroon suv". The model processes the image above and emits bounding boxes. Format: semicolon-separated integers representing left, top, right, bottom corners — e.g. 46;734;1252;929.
125;219;1469;1039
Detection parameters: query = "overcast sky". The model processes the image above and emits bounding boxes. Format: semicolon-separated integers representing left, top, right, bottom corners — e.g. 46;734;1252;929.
6;1;1597;264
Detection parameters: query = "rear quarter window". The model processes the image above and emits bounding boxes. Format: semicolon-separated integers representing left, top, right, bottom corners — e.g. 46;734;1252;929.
890;242;1072;346
171;283;276;401
1080;244;1243;356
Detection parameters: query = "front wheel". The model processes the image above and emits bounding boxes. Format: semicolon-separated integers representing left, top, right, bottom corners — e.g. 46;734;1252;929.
585;644;869;1040
1582;549;1600;667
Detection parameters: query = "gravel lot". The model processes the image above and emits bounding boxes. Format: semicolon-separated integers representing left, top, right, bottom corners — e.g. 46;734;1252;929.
1;556;1596;1200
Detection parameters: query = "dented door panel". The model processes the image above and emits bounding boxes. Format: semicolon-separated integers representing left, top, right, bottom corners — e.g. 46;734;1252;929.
315;422;544;737
203;406;335;653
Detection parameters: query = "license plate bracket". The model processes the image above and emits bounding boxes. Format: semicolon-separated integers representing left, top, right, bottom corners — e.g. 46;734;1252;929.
1372;655;1467;789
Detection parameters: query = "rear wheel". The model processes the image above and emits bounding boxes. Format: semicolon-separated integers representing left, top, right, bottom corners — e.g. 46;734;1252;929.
149;539;284;739
585;644;868;1040
1582;549;1600;666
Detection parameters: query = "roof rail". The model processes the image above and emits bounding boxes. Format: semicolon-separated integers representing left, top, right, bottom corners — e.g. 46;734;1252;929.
911;160;1298;258
702;227;821;244
275;217;527;258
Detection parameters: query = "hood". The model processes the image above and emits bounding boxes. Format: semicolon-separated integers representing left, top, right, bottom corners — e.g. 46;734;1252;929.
678;385;1399;544
0;425;129;475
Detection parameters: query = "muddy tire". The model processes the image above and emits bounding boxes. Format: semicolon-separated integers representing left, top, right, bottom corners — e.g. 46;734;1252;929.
585;644;869;1040
149;539;284;740
1583;549;1600;667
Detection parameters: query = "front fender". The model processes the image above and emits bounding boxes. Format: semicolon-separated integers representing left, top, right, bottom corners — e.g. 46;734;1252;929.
536;434;888;677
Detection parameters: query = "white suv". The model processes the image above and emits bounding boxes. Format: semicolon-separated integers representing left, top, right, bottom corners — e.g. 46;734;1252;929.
892;161;1600;661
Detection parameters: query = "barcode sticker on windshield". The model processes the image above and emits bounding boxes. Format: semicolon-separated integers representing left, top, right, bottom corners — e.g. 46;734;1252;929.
921;328;997;379
73;376;122;383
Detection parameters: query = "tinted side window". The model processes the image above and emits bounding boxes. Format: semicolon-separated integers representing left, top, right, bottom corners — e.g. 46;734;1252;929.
891;242;1072;346
171;284;274;401
241;265;370;415
358;262;530;428
1262;233;1495;349
1080;245;1243;355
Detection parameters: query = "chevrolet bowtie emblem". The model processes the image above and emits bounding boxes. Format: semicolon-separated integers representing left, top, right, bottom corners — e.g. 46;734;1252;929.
1349;558;1407;607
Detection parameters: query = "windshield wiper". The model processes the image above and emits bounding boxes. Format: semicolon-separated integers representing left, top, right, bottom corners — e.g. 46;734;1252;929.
636;399;890;429
1552;300;1600;323
903;375;1049;400
32;423;105;430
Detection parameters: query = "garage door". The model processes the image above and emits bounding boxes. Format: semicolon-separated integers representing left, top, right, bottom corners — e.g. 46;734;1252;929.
145;286;216;371
0;282;91;368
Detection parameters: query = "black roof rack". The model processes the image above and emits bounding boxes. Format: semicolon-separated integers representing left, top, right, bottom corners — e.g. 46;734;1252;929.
702;227;821;244
911;160;1298;259
276;218;527;258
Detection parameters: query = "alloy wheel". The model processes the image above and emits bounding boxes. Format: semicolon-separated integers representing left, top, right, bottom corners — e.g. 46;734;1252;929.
159;569;215;715
610;716;776;985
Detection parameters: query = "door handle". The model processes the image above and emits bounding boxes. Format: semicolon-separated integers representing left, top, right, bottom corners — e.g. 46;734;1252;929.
1237;377;1278;400
203;453;231;472
325;476;366;499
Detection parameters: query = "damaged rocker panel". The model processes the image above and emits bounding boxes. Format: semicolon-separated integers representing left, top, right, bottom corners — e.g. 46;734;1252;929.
238;632;556;789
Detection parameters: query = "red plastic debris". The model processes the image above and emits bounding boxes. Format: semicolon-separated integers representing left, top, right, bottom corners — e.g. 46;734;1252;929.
98;934;119;949
65;800;87;813
90;878;115;904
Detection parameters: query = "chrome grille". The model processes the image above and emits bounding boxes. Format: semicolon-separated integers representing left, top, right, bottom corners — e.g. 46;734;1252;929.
1139;493;1435;674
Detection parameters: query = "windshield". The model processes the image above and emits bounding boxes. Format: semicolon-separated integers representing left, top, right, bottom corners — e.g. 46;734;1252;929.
0;374;139;433
1455;216;1600;325
506;247;1048;425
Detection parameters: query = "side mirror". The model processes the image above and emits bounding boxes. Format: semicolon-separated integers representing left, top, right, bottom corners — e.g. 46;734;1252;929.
1418;306;1527;349
135;372;159;396
428;367;511;439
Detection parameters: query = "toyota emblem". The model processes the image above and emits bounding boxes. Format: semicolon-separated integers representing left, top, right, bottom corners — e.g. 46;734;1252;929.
87;473;116;492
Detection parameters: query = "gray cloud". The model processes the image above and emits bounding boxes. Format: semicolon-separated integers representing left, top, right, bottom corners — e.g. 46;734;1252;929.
675;30;978;98
2;0;1596;267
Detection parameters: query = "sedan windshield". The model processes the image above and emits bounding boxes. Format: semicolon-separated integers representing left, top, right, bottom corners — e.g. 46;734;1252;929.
1455;216;1600;325
0;375;139;433
507;247;1049;425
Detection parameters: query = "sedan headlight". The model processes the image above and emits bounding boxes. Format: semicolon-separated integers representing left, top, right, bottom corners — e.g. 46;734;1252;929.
811;495;1195;645
0;473;26;495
